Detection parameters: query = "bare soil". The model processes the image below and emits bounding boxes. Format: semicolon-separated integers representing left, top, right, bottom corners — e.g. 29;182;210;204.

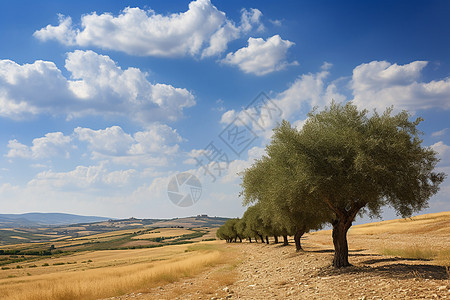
104;231;449;300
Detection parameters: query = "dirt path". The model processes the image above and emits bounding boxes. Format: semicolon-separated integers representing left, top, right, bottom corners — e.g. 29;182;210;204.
105;236;449;300
228;242;449;299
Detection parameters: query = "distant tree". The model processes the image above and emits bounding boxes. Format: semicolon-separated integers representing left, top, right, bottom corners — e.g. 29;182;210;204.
270;103;445;267
216;225;230;242
241;205;266;243
216;219;241;242
241;143;330;251
235;218;248;242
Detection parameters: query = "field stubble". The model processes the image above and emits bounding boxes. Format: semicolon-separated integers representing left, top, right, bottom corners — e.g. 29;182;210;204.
0;242;237;300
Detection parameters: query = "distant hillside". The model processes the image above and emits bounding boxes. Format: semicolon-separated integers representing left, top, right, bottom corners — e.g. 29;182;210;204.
0;213;229;229
149;215;229;228
0;213;110;227
0;214;229;246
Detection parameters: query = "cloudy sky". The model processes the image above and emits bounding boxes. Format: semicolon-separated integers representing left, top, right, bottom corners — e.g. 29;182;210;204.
0;0;449;221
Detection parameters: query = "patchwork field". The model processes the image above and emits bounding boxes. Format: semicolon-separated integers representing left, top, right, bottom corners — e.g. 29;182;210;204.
0;241;237;300
0;212;448;300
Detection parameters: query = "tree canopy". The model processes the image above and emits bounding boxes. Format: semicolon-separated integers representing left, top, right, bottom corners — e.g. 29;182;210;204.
218;102;445;268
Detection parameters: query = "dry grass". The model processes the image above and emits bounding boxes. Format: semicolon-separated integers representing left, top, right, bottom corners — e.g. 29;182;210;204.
132;228;193;240
348;211;450;235
0;242;230;300
380;246;437;260
306;211;450;268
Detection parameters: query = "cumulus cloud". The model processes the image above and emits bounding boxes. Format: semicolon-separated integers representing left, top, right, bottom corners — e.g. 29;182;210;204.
6;124;183;167
33;14;77;45
220;65;346;139
0;59;73;118
34;1;264;58
29;164;136;190
0;50;195;123
352;61;450;112
431;141;450;162
75;124;183;166
6;132;72;159
75;126;134;157
222;35;298;75
220;60;450;142
5;140;31;159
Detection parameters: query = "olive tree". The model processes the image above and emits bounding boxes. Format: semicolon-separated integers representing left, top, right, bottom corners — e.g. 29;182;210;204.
241;139;330;251
277;102;445;267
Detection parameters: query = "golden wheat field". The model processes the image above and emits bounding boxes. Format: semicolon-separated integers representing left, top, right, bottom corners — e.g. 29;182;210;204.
0;241;233;300
131;228;194;239
1;212;449;300
309;211;450;265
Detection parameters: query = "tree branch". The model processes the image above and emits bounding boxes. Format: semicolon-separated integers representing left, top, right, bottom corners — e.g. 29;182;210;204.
323;196;342;218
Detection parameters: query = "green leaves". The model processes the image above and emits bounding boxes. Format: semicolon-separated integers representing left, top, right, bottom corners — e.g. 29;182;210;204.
240;101;445;228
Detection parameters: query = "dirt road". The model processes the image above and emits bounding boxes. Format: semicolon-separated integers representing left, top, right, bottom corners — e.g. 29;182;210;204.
107;234;449;300
228;242;448;299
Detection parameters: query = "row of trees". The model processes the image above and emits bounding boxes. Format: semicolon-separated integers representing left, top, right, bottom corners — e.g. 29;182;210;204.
217;102;445;268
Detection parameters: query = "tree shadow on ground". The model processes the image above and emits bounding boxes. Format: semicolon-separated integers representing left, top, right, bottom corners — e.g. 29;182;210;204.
309;249;335;253
308;249;368;254
318;263;448;280
363;257;431;264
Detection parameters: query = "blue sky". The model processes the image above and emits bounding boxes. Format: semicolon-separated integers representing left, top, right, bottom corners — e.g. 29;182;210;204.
0;0;449;222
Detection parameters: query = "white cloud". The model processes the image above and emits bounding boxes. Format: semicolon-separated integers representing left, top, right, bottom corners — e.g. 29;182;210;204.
65;50;196;122
30;132;72;159
6;140;31;159
352;61;450;112
75;126;134;157
6;132;72;159
431;141;450;162
29;164;136;190
240;8;264;33
222;35;298;75
183;149;208;165
220;66;346;140
219;60;449;144
33;14;77;45
0;50;195;123
129;124;183;155
75;124;182;166
34;1;264;58
432;128;448;137
0;59;73;119
269;19;282;27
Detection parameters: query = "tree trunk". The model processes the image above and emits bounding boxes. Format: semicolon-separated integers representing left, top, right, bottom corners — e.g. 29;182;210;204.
248;237;252;243
332;218;352;268
258;234;264;243
330;203;364;268
238;236;242;242
265;236;269;244
283;235;289;246
274;236;279;244
294;228;305;251
234;237;237;243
